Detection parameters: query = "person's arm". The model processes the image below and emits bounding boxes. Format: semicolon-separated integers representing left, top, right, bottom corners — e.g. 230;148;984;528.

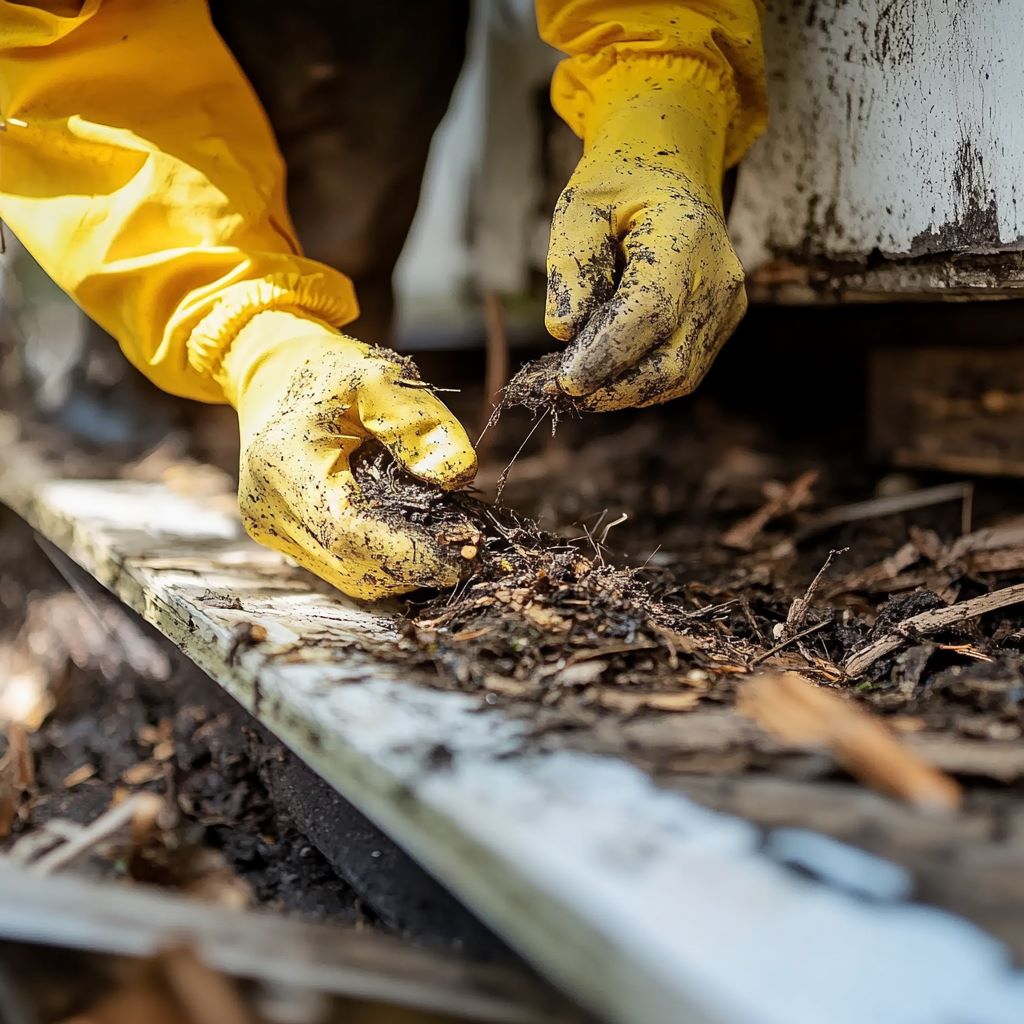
0;0;355;401
535;1;767;409
0;1;476;599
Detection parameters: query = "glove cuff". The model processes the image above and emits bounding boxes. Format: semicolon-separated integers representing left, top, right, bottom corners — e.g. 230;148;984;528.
186;271;358;386
552;53;751;168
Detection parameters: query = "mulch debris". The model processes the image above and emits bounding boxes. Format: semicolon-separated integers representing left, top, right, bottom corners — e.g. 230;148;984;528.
365;396;1024;797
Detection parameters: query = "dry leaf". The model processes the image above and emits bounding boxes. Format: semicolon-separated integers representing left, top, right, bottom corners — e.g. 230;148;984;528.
738;672;961;811
523;604;571;632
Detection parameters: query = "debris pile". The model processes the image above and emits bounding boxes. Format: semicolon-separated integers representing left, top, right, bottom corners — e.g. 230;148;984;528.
374;397;1024;804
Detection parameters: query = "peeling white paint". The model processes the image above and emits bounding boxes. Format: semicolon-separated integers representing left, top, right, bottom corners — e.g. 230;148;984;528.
732;0;1024;268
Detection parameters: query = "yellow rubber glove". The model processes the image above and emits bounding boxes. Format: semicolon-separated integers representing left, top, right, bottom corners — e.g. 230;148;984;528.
1;2;477;600
0;0;355;403
537;2;767;410
219;311;478;600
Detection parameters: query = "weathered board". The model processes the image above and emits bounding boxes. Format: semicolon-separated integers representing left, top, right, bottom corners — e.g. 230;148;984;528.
2;414;1024;1024
0;865;559;1024
731;0;1024;299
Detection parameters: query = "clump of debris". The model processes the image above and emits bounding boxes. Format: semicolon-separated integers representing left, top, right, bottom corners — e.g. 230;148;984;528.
498;351;583;421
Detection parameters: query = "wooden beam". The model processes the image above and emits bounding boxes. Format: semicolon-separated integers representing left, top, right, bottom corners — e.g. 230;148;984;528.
2;414;1024;1024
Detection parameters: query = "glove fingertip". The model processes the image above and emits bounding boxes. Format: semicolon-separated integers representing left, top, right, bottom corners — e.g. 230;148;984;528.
544;311;577;344
392;425;478;491
545;267;584;343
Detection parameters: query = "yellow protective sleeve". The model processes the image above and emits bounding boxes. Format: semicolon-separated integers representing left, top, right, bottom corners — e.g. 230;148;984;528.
0;0;358;403
535;0;767;168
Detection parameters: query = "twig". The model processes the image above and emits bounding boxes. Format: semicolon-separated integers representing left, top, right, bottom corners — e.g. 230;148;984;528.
845;581;1024;677
478;292;510;461
796;482;971;541
494;412;547;500
961;482;975;536
721;469;818;550
739;672;961;811
750;619;831;667
29;792;164;874
783;548;847;638
598;512;628;547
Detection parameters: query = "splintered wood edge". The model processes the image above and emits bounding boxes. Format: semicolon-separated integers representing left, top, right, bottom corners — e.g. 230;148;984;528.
1;414;1023;1024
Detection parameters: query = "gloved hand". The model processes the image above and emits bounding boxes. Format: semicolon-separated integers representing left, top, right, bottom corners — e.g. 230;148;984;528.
546;70;747;411
218;311;478;600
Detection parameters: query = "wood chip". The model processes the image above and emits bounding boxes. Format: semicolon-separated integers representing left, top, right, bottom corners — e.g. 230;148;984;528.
482;674;533;697
597;690;701;714
153;740;176;762
123;761;165;786
721;469;818;550
555;661;607;687
0;725;33;838
0;754;17;840
523;604;571;632
567;642;658;664
845;581;1024;676
450;626;493;643
63;764;97;788
943;519;1024;566
738;672;961;812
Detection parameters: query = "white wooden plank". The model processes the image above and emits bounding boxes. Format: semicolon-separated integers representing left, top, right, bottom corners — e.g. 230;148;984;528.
2;419;1024;1024
0;865;558;1024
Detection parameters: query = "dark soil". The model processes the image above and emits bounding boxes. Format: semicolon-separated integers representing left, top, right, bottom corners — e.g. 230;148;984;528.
498;351;582;420
0;505;377;925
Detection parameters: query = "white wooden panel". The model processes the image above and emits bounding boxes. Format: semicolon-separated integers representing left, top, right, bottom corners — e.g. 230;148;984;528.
732;0;1024;269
